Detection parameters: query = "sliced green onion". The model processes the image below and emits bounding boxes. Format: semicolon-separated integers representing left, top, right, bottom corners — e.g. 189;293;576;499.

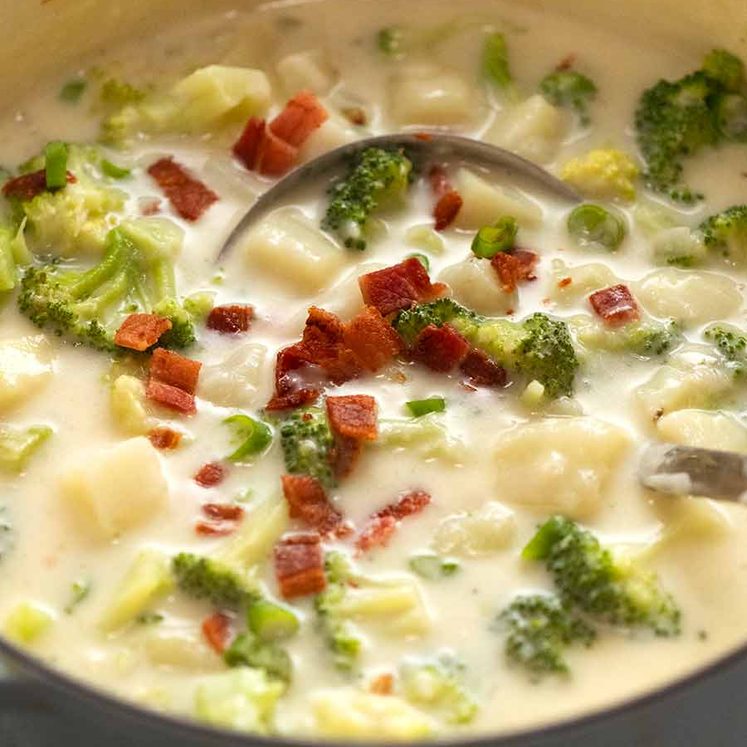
247;599;300;642
377;26;404;56
135;612;164;625
64;579;91;614
409;554;460;580
101;159;131;179
471;216;518;258
44;141;69;191
224;631;292;682
407;252;430;271
223;414;273;462
567;203;625;251
59;78;87;103
0;425;53;472
482;32;512;89
405;397;446;418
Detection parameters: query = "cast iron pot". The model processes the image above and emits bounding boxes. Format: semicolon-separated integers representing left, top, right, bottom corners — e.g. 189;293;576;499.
0;0;746;744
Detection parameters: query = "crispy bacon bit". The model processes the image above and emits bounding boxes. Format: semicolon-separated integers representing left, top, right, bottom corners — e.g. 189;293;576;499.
194;461;228;488
148;426;183;450
414;132;433;142
558;277;573;288
202;612;232;654
326;395;378;441
343;306;402;372
150;348;202;395
342;106;367;126
412;324;470;372
433;190;463;231
146;379;196;414
491;249;539;293
195;521;237;537
301;307;361;384
369;673;394;695
356;489;432;552
2;169;76;200
428;164;452;198
359;258;446;317
147;157;218;221
281;474;350;537
114;313;172;352
330;435;363;480
233;117;266;170
589;284;640;326
274;532;326;599
139;197;161;216
202;503;245;521
255;127;300;177
460;349;508;387
269;91;329;147
556;53;577;71
206;304;254;334
266;344;321;411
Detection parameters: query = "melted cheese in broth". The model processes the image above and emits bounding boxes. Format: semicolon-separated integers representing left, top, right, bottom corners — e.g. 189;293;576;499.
0;0;746;740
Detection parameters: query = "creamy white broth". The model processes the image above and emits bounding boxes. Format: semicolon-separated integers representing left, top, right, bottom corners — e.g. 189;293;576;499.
0;0;746;740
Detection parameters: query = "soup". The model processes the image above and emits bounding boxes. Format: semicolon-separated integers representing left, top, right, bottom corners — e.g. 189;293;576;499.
0;0;746;739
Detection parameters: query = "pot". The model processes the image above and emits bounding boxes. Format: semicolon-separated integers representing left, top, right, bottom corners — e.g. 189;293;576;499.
0;1;746;745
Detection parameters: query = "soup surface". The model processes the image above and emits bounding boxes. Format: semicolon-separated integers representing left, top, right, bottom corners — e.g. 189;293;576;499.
0;0;747;739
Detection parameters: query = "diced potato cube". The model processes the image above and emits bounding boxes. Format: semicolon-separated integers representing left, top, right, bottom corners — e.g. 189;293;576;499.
635;268;741;325
171;65;271;131
276;50;334;96
62;437;169;540
298;117;356;162
548;259;618;306
0;335;53;413
656;409;747;453
242;207;347;294
3;601;55;645
433;502;515;557
487;94;569;164
198;343;267;408
453;169;542;230
438;257;516;315
312;689;434;740
145;631;224;671
389;63;475;127
493;418;631;518
110;375;152;435
99;549;173;632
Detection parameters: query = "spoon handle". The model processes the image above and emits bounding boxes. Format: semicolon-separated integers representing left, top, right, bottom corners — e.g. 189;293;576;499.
639;443;747;502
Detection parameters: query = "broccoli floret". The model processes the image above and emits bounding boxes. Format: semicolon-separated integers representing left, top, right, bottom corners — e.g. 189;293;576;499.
314;552;363;671
10;144;127;258
0;425;52;472
523;516;681;636
322;147;412;250
17;218;195;352
278;407;335;488
399;652;478;724
634;49;746;202
698;205;747;263
224;631;292;683
0;222;32;292
393;300;579;399
539;70;597;125
577;316;681;358
171;553;257;610
704;323;747;377
499;593;596;676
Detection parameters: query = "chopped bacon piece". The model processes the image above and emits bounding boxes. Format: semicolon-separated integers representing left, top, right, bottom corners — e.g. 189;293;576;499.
266;344;321;411
281;474;350;537
428;164;451;198
356;489;431;552
433;190;463;231
589;284;640;326
343;306;402;372
233;117;299;177
233;116;265;169
369;673;395;696
330;435;363;480
326;395;378;441
342;107;367;126
274;533;326;599
147;157;218;221
558;276;572;288
202;612;232;654
359;258;446;317
148;426;182;450
202;503;244;521
411;323;470;372
491;249;539;293
195;521;238;537
269;91;328;148
139;197;161;216
146;379;196;414
206;304;254;334
194;461;228;488
150;348;202;395
2;169;76;200
460;349;508;387
301;307;361;384
114;313;172;352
